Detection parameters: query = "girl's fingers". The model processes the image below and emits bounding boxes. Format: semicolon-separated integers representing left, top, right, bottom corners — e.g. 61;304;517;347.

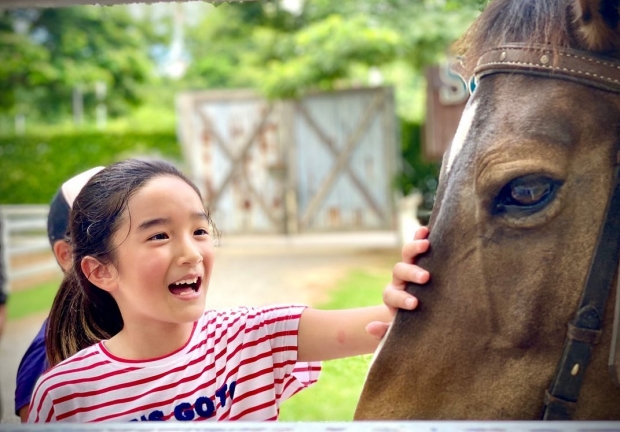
413;226;429;240
365;321;391;340
383;286;419;312
392;262;430;285
401;238;430;262
384;226;430;318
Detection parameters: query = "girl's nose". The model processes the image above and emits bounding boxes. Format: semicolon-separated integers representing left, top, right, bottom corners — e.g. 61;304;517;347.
178;240;203;266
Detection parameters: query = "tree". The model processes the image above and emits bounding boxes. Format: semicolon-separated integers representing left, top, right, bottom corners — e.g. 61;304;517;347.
0;11;54;117
181;4;267;89
0;6;158;122
256;0;484;98
180;0;484;99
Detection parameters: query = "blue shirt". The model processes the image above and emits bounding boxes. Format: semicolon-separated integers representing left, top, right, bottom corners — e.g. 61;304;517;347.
15;320;49;415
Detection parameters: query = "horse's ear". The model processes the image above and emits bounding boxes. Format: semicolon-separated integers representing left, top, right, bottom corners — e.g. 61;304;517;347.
572;0;620;51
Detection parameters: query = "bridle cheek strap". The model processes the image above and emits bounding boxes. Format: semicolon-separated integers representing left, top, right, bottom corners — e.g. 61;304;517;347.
474;44;620;420
541;147;620;420
609;232;620;385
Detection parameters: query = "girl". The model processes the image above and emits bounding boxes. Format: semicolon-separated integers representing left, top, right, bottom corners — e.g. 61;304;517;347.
28;159;430;422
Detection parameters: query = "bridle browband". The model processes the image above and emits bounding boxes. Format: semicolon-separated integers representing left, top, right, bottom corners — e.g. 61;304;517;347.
474;43;620;420
475;43;620;93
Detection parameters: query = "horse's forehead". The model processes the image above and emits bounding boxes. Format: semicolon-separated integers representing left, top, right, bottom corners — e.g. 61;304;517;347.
446;99;479;174
439;73;620;203
461;75;618;162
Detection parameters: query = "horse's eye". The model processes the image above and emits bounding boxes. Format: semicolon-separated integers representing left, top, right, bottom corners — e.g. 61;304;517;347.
493;175;562;215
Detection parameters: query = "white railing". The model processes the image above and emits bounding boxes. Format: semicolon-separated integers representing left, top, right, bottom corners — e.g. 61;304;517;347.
0;421;619;431
0;205;59;291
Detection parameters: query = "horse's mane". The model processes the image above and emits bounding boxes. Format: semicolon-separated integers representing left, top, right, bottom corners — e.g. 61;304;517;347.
454;0;574;78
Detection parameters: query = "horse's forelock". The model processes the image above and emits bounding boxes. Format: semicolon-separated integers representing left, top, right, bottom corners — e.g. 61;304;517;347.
454;0;574;79
572;0;620;52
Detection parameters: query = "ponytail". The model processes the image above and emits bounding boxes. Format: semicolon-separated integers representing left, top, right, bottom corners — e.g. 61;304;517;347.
46;267;123;367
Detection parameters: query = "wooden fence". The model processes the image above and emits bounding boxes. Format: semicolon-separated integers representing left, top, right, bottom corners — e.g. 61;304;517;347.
0;205;59;292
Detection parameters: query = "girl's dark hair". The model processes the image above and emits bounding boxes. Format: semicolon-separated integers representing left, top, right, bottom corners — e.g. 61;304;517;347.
46;159;211;366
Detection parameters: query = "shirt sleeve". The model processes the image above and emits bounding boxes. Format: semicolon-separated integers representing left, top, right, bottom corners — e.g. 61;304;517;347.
255;305;321;404
16;321;50;415
27;374;56;423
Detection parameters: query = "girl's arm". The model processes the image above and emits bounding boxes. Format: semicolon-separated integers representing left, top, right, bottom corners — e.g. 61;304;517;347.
297;227;430;362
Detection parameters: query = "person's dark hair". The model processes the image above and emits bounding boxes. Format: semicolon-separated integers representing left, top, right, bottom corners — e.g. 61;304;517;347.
46;190;71;247
46;159;213;367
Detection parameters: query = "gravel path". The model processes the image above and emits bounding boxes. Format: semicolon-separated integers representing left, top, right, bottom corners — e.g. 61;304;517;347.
0;232;400;423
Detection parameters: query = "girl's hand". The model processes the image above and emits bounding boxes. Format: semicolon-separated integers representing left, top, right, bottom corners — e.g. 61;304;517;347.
365;226;430;339
296;227;431;361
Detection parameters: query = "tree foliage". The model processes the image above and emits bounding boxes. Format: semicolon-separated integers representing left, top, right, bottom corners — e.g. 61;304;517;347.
0;1;485;121
182;0;484;99
0;6;158;120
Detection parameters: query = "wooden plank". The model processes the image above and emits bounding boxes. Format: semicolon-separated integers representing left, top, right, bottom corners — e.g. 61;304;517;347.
0;205;49;216
195;104;282;231
186;89;261;103
239;168;282;229
279;101;298;234
380;87;398;229
197;109;233;160
299;92;385;229
296;101;385;222
207;104;274;210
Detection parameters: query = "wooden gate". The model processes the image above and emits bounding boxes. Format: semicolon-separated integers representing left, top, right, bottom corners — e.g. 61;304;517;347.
292;88;396;232
176;87;398;234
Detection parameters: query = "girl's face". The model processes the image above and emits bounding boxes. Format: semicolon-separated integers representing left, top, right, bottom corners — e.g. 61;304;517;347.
108;175;214;327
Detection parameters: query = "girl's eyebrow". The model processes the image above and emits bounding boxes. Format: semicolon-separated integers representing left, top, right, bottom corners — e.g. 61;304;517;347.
138;212;208;231
138;218;169;231
192;211;209;221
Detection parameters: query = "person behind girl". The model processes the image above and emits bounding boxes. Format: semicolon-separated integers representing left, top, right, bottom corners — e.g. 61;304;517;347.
28;158;430;423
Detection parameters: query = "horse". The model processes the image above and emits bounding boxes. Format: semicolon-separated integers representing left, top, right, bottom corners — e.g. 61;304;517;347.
355;0;620;420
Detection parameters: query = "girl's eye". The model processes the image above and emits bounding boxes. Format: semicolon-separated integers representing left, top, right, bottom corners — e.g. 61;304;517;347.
493;175;562;216
194;228;209;236
149;233;169;241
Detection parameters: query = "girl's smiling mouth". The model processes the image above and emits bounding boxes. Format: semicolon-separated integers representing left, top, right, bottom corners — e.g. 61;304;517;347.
168;276;202;298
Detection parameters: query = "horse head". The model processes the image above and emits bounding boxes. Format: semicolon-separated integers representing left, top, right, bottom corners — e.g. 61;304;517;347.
355;0;620;420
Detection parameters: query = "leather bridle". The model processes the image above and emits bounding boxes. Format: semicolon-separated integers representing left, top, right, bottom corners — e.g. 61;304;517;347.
473;43;620;420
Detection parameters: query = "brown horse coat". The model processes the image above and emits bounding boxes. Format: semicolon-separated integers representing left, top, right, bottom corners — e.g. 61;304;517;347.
355;0;620;420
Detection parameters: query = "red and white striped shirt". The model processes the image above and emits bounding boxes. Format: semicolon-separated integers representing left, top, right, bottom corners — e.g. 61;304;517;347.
28;305;321;422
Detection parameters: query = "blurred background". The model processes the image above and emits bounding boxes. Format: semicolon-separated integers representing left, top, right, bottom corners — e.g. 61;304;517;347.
0;0;483;423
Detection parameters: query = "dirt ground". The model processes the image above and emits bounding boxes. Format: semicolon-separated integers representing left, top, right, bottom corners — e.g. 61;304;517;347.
0;231;401;424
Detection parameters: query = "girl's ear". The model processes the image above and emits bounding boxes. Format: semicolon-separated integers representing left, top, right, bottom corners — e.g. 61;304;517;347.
81;256;118;292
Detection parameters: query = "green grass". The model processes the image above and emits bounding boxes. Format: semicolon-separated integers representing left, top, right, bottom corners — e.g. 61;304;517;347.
279;268;390;421
7;278;60;320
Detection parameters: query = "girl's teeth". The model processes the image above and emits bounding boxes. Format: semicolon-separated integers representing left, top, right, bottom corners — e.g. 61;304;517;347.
175;278;198;285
